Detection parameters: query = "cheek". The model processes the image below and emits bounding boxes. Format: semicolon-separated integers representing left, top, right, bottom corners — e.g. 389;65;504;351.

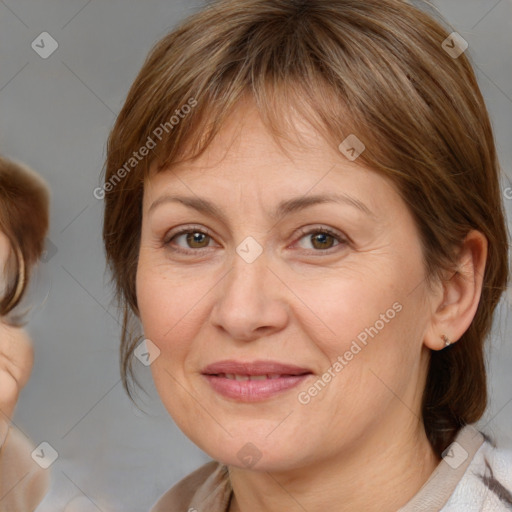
136;273;215;442
293;271;401;348
294;264;421;400
137;260;188;337
136;261;207;379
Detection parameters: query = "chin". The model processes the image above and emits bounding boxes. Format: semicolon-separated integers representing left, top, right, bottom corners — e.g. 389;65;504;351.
194;434;310;473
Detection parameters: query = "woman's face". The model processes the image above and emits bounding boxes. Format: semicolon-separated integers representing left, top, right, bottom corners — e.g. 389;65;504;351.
136;102;439;471
0;230;34;419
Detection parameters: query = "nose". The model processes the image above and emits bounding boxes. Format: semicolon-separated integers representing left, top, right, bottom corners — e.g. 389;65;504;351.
209;248;289;341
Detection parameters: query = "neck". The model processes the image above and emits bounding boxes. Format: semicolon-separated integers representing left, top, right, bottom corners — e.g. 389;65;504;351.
227;418;441;512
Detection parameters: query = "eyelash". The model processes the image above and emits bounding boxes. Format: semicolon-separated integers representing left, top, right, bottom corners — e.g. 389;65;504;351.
163;224;348;256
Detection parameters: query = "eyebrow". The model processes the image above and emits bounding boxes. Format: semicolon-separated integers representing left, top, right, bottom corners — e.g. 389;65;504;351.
148;193;375;223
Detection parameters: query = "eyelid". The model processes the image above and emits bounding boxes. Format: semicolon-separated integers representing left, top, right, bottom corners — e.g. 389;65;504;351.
294;225;347;242
163;224;215;245
164;223;348;255
292;225;348;253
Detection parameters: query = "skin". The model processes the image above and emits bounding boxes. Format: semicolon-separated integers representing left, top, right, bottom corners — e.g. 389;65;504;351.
136;99;487;512
0;231;34;445
0;229;50;511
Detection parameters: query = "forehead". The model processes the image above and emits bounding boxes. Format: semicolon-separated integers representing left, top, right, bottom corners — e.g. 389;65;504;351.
142;101;402;221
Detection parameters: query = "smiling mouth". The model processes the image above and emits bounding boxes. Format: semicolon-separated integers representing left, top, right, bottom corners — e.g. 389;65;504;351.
202;372;313;401
213;373;310;380
201;359;312;376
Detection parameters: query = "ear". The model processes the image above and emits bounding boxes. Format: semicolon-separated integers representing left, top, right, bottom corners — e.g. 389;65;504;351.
423;230;488;351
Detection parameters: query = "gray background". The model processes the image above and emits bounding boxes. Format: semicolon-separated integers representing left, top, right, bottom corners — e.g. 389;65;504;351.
0;1;511;511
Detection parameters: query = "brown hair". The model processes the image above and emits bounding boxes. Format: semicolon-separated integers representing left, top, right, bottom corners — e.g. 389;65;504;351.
0;155;50;318
102;0;509;456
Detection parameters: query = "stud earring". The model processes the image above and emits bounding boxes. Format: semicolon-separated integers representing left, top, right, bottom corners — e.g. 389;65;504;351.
441;334;451;347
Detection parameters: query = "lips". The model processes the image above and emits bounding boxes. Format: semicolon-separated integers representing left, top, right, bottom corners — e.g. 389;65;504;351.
201;360;312;377
201;360;313;401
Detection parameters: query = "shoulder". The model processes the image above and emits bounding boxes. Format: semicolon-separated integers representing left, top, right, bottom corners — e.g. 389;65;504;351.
475;438;512;498
443;434;512;511
149;460;232;512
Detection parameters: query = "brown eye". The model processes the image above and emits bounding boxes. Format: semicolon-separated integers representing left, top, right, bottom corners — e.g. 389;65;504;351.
184;231;210;248
310;232;336;250
164;226;215;254
295;226;347;253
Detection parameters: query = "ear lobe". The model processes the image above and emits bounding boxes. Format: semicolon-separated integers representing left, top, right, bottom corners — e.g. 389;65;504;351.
423;230;488;351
